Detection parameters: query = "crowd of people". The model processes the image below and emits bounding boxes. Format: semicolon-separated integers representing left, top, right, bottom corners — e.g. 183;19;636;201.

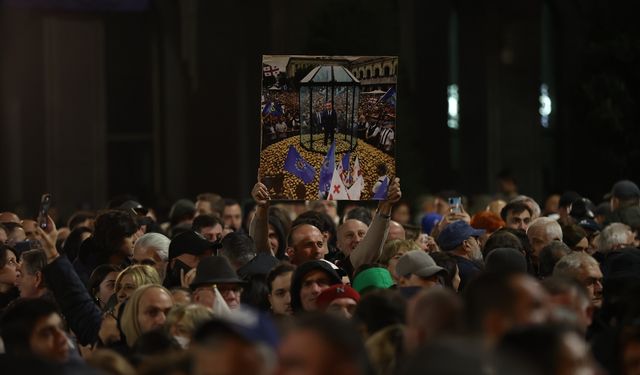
1;177;640;375
261;90;396;155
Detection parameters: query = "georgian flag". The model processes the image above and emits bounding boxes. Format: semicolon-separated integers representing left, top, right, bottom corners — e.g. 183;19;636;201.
328;165;350;200
263;64;280;77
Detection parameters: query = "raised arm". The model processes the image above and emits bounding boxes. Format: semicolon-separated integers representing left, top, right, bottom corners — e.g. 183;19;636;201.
249;181;274;256
349;177;402;270
36;217;103;346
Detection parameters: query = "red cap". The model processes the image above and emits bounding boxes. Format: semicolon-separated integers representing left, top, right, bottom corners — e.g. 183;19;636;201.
316;284;360;311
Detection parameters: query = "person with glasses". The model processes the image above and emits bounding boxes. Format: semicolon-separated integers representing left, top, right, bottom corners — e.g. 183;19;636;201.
190;256;245;310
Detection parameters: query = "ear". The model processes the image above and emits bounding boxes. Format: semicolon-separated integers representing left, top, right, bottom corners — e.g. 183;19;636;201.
35;271;44;289
285;246;295;259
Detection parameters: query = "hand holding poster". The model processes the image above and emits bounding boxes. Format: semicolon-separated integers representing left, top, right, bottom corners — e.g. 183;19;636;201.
259;55;397;200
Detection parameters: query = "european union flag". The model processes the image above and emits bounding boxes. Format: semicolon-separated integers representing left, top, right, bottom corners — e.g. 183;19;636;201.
341;152;351;172
379;87;396;107
373;177;389;200
318;140;336;199
284;145;316;184
262;101;284;117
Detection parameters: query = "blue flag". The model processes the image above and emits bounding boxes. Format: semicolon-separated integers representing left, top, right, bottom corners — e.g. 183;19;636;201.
318;141;336;198
379;87;396;107
284;145;316;184
262;101;284;117
341;152;351;172
373;176;389;200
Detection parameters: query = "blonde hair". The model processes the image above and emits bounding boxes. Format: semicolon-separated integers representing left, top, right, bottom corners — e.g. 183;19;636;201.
165;304;215;338
378;239;421;266
120;284;172;347
115;264;162;296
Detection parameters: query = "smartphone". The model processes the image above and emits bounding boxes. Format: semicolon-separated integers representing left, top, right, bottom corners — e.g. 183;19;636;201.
448;197;462;214
38;193;51;230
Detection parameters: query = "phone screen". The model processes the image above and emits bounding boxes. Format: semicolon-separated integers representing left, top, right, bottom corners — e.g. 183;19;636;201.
448;197;462;214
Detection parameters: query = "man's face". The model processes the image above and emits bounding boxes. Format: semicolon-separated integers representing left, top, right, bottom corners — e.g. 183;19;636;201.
218;283;243;309
509;275;550;327
276;329;338;375
326;298;357;319
505;210;531;232
388;220;406;241
269;272;293;316
577;264;603;308
137;288;173;333
337;219;368;256
464;236;483;261
29;313;69;363
325;102;332;111
223;204;242;231
133;246;168;280
15;261;41;299
528;226;559;261
21;220;39;242
195;200;213;217
300;270;332;312
287;225;326;265
200;224;223;243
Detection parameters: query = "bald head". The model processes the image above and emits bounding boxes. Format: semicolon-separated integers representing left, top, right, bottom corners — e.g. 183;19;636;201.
337;219;368;256
0;212;20;224
388;220;406;241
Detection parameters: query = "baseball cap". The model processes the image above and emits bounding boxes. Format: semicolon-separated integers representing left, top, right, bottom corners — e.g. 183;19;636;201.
352;267;395;293
396;251;446;279
436;221;485;252
605;180;640;200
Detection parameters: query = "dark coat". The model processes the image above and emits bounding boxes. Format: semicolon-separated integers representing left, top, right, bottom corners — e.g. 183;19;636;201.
42;255;102;346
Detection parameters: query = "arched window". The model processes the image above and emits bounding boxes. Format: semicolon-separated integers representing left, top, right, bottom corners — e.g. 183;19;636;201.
374;68;380;77
384;66;390;76
366;69;371;78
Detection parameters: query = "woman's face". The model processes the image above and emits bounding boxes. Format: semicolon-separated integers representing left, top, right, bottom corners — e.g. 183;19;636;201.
268;224;280;253
97;271;118;307
116;273;137;303
120;234;137;257
0;250;18;287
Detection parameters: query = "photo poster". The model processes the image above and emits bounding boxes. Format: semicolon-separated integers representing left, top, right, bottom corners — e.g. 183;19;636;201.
259;55;398;201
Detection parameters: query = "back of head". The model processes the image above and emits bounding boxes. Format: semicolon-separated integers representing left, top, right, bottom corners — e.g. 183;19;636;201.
219;232;257;269
287;313;372;375
538;241;571;278
496;325;581;375
354;289;406;336
553;252;598;280
0;298;59;357
528;217;563;240
379;239;420;266
406;288;463;348
292;210;337;239
483;229;524;258
20;249;47;277
485;248;528;274
93;209;139;254
463;272;516;334
192;214;223;233
135;232;170;261
598;222;633;252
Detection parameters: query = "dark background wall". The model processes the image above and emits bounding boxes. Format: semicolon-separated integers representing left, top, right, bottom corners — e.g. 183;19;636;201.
1;0;639;221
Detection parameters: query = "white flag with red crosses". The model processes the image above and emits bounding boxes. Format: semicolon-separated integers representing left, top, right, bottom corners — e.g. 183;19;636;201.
263;64;280;77
328;165;350;200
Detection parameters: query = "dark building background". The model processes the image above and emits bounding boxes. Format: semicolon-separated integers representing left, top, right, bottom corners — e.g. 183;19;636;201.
1;0;639;221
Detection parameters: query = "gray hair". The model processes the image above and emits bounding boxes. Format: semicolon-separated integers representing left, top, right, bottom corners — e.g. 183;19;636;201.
527;217;563;241
598;223;633;253
511;195;541;219
553;252;599;280
134;232;170;261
